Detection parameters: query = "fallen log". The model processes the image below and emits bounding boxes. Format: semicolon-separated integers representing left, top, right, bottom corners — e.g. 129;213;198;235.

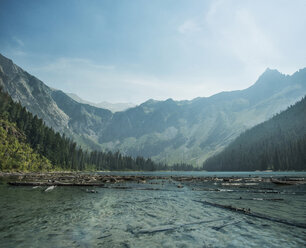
97;234;112;239
133;217;231;235
207;197;284;201
8;181;105;187
271;179;306;185
212;220;241;231
194;200;306;229
251;198;284;201
221;183;258;186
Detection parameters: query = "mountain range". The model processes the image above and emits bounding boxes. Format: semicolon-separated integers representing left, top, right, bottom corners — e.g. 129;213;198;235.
0;53;305;166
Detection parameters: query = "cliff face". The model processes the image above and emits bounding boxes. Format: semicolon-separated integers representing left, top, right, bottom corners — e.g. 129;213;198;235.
0;54;69;132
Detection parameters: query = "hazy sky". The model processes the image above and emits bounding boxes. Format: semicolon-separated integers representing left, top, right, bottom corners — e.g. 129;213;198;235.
0;0;305;104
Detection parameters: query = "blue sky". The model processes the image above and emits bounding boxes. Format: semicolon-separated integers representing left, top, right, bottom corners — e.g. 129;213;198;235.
0;0;305;103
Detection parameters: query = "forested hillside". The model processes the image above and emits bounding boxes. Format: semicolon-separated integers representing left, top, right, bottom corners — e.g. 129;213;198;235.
0;119;52;171
203;97;306;171
0;87;194;171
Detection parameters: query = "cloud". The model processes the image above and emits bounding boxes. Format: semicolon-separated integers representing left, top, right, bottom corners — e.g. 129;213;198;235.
35;57;115;72
12;37;24;47
29;57;170;103
200;0;286;85
29;56;230;104
3;37;27;58
178;20;202;34
177;0;281;70
203;0;306;76
10;50;27;57
211;7;280;66
175;0;305;91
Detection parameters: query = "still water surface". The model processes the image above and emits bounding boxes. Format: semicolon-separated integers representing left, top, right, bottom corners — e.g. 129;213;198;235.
0;172;305;248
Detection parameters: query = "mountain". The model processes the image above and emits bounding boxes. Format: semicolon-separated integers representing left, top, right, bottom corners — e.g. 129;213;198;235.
203;96;306;171
0;53;112;150
66;92;136;112
1;53;305;166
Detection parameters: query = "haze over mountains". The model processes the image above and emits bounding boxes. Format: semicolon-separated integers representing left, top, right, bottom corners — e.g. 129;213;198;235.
0;53;305;166
66;93;136;113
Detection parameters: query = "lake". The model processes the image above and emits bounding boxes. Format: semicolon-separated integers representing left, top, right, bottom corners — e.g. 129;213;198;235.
0;171;305;247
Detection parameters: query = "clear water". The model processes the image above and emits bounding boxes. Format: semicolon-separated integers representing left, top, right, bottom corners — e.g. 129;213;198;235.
0;172;305;248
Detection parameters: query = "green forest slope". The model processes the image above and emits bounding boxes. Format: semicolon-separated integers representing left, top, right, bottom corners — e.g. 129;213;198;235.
203;97;306;171
0;119;51;171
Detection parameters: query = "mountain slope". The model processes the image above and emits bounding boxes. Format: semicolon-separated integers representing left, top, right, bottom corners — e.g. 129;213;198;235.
0;53;305;166
203;96;306;171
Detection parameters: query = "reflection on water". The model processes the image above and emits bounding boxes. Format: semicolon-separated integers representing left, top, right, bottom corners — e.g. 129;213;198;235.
0;172;305;248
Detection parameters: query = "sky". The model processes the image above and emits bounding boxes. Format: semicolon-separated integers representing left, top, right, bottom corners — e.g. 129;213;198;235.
0;0;305;104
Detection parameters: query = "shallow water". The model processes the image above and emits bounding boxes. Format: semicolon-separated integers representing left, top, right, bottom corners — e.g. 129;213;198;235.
0;172;305;248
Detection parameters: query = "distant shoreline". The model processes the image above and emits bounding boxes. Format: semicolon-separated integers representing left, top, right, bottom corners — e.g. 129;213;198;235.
1;171;305;188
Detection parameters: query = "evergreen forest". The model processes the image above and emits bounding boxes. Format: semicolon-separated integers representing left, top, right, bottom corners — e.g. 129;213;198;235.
203;96;306;171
